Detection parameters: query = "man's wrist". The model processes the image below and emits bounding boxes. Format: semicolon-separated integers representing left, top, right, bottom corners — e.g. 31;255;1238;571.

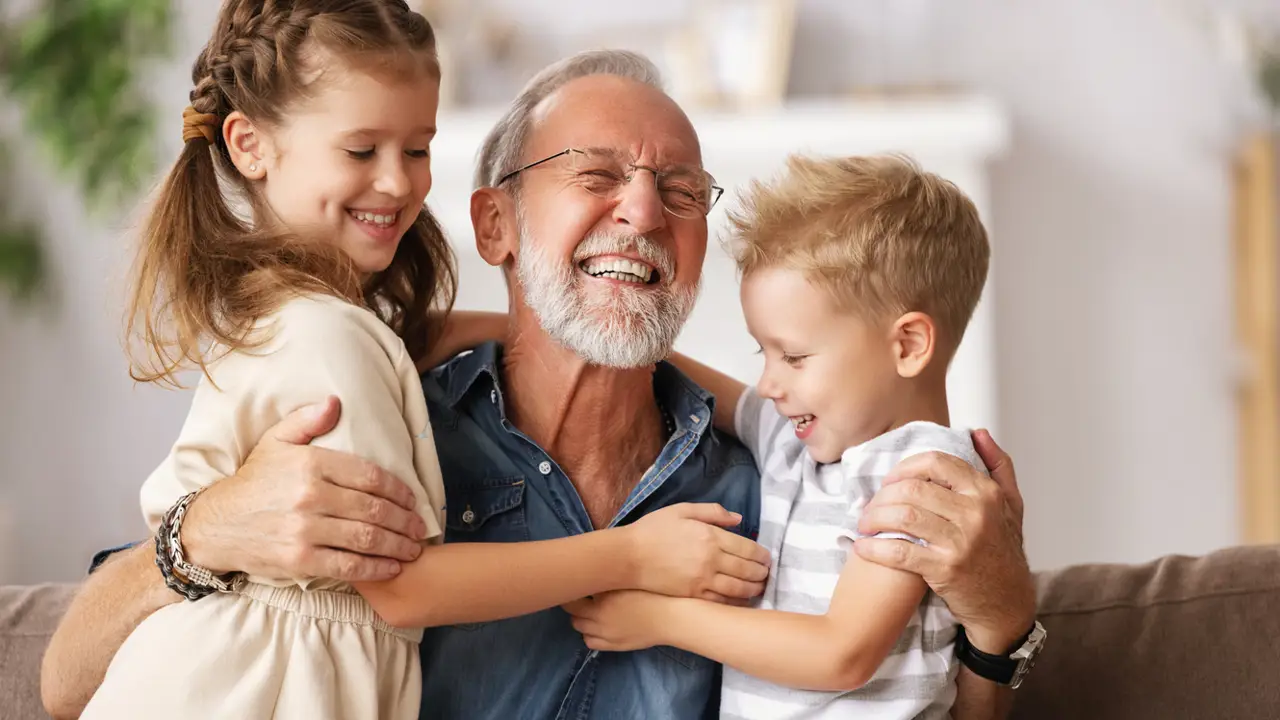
174;485;233;575
962;610;1037;656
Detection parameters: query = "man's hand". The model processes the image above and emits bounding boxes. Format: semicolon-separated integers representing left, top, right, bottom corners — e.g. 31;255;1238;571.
624;503;771;602
564;591;671;652
854;429;1036;654
182;396;428;582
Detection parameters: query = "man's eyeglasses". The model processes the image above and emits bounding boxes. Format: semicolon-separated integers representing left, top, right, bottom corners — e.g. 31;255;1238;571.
496;147;725;219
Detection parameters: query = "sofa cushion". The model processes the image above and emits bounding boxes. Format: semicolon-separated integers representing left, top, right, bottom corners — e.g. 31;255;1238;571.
1012;544;1280;719
0;584;76;720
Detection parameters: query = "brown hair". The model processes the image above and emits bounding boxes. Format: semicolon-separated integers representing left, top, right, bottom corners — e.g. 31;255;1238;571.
127;0;456;386
729;154;990;354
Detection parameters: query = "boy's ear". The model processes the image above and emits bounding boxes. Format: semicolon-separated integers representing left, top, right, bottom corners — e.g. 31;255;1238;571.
472;188;520;270
891;312;936;378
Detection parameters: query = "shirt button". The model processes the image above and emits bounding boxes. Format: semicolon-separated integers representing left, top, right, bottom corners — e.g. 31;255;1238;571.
462;508;476;524
538;461;552;475
490;389;497;404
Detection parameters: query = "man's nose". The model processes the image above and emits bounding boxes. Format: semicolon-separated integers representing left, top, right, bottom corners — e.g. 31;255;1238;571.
611;170;667;236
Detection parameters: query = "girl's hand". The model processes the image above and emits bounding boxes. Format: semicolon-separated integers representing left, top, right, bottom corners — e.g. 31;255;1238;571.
564;591;672;651
623;503;771;601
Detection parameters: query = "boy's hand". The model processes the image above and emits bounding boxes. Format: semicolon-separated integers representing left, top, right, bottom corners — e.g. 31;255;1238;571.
564;591;672;651
623;503;770;601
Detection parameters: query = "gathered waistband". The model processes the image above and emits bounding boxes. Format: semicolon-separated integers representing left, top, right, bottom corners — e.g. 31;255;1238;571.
237;582;422;643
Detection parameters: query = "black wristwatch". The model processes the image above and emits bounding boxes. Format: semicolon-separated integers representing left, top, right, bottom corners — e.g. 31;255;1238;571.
955;621;1046;688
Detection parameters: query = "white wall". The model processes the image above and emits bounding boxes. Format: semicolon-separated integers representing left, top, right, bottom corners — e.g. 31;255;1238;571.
0;0;1260;582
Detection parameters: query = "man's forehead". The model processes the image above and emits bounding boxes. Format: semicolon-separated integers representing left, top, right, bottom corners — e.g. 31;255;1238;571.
528;75;702;165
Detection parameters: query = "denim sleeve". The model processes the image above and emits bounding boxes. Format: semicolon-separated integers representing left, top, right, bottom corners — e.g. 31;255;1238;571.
88;542;142;575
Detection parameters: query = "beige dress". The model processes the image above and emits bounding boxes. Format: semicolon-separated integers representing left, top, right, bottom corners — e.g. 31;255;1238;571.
82;295;446;720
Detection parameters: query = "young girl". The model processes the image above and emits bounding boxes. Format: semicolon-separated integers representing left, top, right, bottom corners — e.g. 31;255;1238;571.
82;3;766;719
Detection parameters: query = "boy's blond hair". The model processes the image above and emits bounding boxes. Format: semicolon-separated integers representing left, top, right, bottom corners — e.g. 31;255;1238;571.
728;153;990;356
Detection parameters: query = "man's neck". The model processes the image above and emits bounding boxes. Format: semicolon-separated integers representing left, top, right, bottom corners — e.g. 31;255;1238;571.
499;310;667;526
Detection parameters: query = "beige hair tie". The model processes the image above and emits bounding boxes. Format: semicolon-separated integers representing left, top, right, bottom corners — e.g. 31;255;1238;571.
181;105;220;144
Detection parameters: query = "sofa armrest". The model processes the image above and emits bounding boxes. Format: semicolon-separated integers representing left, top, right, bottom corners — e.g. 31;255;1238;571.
0;584;78;720
1011;545;1280;720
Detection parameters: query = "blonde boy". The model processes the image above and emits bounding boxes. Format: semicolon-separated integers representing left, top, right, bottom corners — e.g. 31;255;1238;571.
566;154;992;719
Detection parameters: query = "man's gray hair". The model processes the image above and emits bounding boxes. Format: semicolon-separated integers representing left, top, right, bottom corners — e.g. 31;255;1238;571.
474;50;665;190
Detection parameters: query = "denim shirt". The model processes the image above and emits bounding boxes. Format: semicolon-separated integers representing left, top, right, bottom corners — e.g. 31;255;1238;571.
417;343;761;720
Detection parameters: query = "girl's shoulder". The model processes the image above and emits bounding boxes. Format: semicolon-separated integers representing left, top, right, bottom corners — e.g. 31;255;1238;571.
232;293;405;364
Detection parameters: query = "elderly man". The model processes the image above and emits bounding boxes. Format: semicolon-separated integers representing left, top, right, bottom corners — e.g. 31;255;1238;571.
43;50;1037;719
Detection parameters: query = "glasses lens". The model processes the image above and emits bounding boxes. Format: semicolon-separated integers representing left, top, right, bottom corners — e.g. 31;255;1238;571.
569;149;715;218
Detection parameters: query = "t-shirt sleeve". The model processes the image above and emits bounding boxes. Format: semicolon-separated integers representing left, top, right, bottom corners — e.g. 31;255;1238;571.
836;424;986;549
138;299;443;543
733;387;792;471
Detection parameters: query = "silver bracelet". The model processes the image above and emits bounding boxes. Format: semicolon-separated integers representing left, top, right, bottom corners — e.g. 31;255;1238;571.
165;488;244;596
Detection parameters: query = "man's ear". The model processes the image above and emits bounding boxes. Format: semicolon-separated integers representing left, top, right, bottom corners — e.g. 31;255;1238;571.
472;188;519;269
891;311;936;378
223;110;268;180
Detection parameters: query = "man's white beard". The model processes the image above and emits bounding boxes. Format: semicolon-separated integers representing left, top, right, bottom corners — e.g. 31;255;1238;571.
515;224;699;369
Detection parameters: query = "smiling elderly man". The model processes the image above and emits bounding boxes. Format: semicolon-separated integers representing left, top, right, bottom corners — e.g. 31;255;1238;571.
42;50;1037;720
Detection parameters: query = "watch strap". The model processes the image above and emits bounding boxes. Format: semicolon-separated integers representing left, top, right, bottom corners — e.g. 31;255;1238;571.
955;623;1033;686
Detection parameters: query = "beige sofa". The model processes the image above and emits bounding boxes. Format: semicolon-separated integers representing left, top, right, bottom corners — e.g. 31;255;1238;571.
3;545;1278;719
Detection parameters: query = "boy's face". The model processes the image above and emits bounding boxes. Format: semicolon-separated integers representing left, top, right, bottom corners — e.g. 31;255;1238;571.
741;266;901;463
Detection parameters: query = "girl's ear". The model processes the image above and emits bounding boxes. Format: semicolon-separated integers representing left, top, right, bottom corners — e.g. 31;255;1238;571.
223;111;267;180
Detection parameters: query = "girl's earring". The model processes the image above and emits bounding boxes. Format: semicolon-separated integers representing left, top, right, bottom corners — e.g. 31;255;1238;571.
248;163;259;173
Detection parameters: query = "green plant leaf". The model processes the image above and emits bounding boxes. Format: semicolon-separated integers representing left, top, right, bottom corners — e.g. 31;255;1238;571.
0;0;171;301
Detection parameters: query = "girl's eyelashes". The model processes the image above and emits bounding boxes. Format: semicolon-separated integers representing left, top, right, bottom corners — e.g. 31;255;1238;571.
345;148;431;161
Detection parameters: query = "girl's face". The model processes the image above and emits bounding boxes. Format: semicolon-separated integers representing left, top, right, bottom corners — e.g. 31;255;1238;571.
256;64;440;273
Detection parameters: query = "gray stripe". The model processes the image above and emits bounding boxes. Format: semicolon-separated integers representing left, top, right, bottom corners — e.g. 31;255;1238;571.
756;520;787;553
787;501;854;527
774;589;833;614
726;669;953;705
760;475;801;498
775;546;848;574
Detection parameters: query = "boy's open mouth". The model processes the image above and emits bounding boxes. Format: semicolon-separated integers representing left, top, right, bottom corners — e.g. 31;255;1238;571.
790;414;815;431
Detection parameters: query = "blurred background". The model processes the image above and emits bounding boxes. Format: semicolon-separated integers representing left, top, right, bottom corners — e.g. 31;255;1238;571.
2;0;1279;585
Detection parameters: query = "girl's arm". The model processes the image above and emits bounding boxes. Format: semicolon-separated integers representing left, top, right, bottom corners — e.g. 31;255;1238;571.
570;554;926;692
356;501;770;629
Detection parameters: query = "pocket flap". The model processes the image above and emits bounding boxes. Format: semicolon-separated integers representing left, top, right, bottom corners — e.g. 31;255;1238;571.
445;477;525;531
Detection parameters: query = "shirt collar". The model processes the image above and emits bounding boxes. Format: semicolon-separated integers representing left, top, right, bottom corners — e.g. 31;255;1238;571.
429;341;716;436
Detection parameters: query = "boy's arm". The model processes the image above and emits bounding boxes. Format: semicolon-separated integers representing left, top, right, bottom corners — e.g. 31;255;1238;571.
666;353;746;435
572;553;926;692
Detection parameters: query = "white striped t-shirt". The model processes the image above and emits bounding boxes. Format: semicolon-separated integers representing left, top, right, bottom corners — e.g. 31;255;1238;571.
721;390;983;720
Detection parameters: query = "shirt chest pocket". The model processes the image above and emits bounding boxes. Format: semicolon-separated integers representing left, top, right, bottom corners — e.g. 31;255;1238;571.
444;476;529;543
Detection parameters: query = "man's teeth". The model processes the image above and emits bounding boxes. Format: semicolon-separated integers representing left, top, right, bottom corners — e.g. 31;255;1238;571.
351;210;398;227
791;415;815;430
579;257;654;284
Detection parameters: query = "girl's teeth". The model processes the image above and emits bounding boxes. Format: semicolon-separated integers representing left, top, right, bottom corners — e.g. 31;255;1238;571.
352;211;397;226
